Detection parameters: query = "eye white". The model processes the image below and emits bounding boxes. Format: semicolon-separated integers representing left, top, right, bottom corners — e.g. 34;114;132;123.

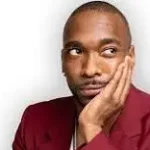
69;49;81;56
103;48;115;54
102;48;116;55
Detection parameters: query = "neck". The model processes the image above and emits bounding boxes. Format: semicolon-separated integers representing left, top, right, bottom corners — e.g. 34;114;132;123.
74;98;84;119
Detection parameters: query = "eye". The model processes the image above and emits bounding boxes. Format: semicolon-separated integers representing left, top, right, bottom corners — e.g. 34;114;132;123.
101;48;117;57
68;48;82;56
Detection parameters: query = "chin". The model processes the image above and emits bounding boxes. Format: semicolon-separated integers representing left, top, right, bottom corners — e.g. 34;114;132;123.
76;95;96;106
70;87;102;106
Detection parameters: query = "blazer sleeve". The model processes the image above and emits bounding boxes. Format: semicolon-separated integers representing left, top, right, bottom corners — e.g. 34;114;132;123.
139;112;150;150
12;106;30;150
78;113;150;150
77;132;136;150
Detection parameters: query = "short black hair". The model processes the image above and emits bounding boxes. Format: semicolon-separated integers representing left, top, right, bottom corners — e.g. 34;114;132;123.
63;1;131;45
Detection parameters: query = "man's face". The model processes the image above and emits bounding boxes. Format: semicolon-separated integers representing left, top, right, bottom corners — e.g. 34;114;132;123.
62;11;134;105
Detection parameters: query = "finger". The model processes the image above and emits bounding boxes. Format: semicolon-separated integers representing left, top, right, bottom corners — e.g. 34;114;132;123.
102;62;125;99
120;57;134;105
113;56;129;102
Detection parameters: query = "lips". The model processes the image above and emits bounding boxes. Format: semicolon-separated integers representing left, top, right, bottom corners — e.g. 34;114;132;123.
79;84;105;97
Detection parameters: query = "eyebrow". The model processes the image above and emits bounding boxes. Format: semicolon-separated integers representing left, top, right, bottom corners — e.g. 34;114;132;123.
63;41;83;49
100;38;121;46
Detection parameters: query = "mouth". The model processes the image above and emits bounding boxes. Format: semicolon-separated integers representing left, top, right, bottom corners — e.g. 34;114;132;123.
79;84;106;97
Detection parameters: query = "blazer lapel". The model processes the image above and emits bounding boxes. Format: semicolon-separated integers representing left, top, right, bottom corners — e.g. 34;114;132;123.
38;97;76;150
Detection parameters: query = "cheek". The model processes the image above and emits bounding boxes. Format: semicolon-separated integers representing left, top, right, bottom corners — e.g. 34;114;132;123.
102;58;125;77
63;60;82;81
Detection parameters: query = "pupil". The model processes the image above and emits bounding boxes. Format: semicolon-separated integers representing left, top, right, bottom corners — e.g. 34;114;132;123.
76;49;81;54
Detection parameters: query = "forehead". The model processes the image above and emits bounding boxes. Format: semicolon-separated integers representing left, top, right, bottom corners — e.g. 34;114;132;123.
64;11;129;47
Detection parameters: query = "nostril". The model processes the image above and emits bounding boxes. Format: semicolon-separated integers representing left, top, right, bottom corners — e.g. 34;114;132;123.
81;63;102;78
81;53;102;77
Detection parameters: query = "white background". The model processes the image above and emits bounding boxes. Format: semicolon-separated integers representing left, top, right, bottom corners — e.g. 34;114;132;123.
0;0;150;149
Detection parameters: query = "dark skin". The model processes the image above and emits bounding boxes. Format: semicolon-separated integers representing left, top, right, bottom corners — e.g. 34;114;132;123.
62;11;135;146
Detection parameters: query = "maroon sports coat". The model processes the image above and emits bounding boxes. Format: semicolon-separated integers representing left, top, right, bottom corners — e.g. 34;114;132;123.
13;86;150;150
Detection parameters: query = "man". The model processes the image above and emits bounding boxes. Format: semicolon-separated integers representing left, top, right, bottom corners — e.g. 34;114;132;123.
13;1;150;150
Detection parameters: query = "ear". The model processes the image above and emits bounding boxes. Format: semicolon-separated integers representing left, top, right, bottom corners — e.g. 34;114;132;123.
61;63;66;77
128;45;135;64
61;50;66;76
62;67;66;76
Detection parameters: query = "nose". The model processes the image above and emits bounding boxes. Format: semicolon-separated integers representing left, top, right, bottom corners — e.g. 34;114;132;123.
81;53;102;77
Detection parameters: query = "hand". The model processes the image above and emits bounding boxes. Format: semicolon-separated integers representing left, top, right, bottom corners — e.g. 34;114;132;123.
78;56;134;142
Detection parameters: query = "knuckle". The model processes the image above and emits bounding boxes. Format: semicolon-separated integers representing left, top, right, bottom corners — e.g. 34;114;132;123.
112;94;118;101
122;75;126;80
119;102;124;108
111;79;117;85
103;93;109;100
112;100;120;108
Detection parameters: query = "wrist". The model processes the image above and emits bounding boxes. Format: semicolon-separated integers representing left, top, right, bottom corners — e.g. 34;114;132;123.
79;123;102;142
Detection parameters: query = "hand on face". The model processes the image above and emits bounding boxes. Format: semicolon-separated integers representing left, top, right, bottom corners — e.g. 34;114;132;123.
78;55;134;142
